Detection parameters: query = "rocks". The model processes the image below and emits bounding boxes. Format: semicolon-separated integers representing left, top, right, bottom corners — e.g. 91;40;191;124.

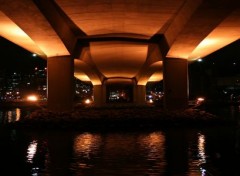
11;106;225;130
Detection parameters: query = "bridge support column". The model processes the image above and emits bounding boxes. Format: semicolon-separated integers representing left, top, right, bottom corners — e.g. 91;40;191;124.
163;58;188;110
134;85;146;105
47;56;74;112
93;85;106;106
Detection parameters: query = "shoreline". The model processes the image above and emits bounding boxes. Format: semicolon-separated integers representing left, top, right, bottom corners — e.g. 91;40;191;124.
6;106;237;131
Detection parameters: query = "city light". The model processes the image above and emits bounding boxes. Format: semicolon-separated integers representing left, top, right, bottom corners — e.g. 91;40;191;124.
84;99;91;104
148;99;154;103
196;97;205;105
27;95;38;102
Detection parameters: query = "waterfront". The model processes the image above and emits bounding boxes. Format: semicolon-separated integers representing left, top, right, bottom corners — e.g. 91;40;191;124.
0;106;240;176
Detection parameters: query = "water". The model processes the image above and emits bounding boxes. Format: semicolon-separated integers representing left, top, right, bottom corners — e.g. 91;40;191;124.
0;106;240;176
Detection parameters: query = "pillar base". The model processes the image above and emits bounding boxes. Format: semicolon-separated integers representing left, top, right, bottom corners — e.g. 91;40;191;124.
134;85;146;105
93;85;106;106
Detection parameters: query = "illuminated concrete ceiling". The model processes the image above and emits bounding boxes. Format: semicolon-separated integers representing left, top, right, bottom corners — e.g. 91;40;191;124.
0;0;239;85
90;41;148;78
55;0;184;38
0;0;69;58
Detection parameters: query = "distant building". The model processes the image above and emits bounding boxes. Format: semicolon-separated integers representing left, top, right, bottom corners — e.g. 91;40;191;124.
0;68;47;102
74;78;93;103
216;75;240;103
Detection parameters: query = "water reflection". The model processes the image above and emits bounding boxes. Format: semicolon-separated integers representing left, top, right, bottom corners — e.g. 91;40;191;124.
26;140;49;176
8;108;21;122
0;108;21;124
73;133;101;170
74;133;101;158
198;133;206;164
0;128;234;176
1;105;240;175
27;140;38;163
140;132;166;175
197;133;207;176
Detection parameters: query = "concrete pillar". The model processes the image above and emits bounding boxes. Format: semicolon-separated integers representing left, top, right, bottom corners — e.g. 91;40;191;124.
134;85;146;105
93;85;106;106
163;58;188;110
47;56;74;112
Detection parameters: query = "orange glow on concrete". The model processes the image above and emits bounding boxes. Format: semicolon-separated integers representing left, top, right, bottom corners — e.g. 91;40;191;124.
167;4;240;60
148;72;163;82
56;0;184;38
105;78;133;85
0;2;69;58
74;59;101;85
137;61;163;85
74;73;90;82
0;11;45;57
189;12;240;61
90;41;148;78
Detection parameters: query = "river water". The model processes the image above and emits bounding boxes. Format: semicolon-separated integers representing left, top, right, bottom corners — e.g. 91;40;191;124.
0;106;240;176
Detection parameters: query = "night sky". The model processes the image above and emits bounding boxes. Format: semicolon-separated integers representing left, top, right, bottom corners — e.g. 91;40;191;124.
0;37;46;74
197;39;240;77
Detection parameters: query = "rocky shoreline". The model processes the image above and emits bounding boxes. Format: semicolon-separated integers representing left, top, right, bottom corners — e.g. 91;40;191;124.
7;106;235;131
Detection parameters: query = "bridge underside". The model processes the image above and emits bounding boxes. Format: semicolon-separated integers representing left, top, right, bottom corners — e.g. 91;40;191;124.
0;0;240;111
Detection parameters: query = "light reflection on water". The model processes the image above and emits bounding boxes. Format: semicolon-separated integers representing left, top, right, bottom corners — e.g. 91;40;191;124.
8;108;21;123
27;140;38;163
0;127;238;176
0;108;21;124
73;133;102;170
0;107;240;175
74;133;101;158
139;132;166;175
16;131;209;176
198;133;207;176
198;133;206;165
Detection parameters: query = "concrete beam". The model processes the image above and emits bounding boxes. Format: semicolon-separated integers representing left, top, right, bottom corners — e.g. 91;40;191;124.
0;0;69;57
33;0;86;54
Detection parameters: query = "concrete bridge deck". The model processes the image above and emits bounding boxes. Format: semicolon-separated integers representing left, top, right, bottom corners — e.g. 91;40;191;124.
0;0;239;111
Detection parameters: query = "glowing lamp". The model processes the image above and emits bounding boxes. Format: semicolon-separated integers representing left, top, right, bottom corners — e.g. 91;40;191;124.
196;97;205;105
197;97;204;102
84;99;91;104
27;95;38;102
149;99;154;103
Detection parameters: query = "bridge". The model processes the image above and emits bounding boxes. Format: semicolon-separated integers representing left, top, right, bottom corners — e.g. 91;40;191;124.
0;0;240;111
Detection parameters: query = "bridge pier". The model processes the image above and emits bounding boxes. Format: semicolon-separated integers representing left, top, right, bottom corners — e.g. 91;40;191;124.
92;79;147;106
133;85;146;105
163;58;188;110
47;56;74;112
93;85;106;106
